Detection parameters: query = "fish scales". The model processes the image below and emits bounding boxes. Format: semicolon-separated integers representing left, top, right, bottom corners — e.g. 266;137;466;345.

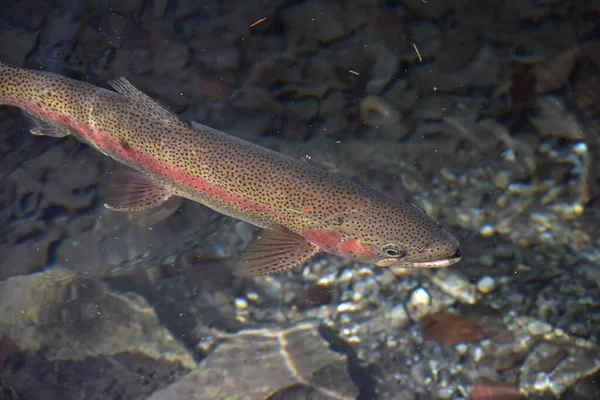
0;61;461;276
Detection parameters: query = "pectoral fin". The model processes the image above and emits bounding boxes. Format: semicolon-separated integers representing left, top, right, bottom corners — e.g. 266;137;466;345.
233;225;320;277
104;171;172;211
22;111;74;137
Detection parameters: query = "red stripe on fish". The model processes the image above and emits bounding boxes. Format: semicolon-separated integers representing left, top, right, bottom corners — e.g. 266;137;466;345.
66;118;288;219
303;228;343;251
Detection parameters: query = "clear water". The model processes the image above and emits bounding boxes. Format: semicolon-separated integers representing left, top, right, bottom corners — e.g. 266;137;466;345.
0;1;599;399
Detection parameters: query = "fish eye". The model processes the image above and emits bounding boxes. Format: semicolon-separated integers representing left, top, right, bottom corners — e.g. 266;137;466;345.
381;243;406;258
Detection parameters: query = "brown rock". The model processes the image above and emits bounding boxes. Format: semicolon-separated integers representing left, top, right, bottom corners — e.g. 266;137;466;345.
148;323;358;400
421;312;485;346
470;377;523;400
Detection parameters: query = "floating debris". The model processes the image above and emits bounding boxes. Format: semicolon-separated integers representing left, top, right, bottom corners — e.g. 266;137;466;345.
413;43;423;62
421;312;484;346
250;17;267;27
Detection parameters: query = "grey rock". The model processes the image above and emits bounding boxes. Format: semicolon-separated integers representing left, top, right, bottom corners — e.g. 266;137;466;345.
0;28;39;66
148;323;358;400
0;268;195;368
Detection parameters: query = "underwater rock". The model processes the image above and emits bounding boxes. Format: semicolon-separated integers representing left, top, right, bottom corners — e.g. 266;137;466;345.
510;71;537;110
2;144;101;279
0;27;39;66
476;276;496;294
530;96;584;140
102;0;145;15
197;43;240;72
0;268;195;369
432;269;476;304
486;316;600;398
176;250;234;293
366;11;407;52
0;336;19;369
421;312;485;346
470;378;523;400
406;287;432;321
401;0;456;19
436;25;480;71
285;98;320;122
406;20;441;61
55;196;226;278
575;74;600;111
281;1;346;45
365;43;399;94
1;350;189;400
534;47;580;93
412;45;501;92
416;94;456;121
148;323;358;400
304;283;332;307
383;79;418;114
153;43;190;77
359;95;402;129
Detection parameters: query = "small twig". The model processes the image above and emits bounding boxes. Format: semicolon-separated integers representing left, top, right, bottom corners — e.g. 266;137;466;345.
413;43;423;62
349;70;359;76
250;18;267;27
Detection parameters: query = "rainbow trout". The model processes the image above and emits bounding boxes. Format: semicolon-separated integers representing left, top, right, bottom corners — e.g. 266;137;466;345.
0;61;461;276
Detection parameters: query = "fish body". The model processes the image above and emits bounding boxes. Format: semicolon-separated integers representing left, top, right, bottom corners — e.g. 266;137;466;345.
0;61;461;275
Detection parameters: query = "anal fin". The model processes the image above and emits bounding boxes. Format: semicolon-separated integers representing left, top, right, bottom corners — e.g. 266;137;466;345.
22;110;74;137
104;171;173;212
233;225;320;277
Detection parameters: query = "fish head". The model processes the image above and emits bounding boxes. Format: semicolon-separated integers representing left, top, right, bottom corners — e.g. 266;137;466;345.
303;189;461;269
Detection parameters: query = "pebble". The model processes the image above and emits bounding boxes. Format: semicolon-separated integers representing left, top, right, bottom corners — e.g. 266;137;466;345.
411;287;431;306
386;304;410;329
407;287;432;321
432;270;476;304
528;321;553;336
410;361;433;386
235;298;248;310
476;276;496;294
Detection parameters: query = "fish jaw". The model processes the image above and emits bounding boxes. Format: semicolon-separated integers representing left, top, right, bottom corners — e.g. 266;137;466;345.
375;248;462;268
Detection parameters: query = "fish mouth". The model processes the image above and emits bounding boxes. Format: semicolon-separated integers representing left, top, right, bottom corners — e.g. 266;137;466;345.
376;248;462;268
411;248;462;268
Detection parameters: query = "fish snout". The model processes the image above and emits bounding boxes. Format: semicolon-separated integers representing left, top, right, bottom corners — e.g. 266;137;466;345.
450;248;461;260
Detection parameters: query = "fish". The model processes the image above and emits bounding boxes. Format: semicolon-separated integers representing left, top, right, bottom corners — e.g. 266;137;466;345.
0;61;462;276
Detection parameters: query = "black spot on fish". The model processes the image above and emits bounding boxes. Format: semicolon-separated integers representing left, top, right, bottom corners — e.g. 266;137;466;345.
120;140;132;152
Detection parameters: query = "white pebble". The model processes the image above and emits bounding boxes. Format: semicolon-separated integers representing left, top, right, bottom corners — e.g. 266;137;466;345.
476;276;496;294
528;321;553;336
411;287;431;306
235;298;248;310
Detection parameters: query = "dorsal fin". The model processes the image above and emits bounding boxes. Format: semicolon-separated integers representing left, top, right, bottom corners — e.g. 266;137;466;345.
107;77;187;128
